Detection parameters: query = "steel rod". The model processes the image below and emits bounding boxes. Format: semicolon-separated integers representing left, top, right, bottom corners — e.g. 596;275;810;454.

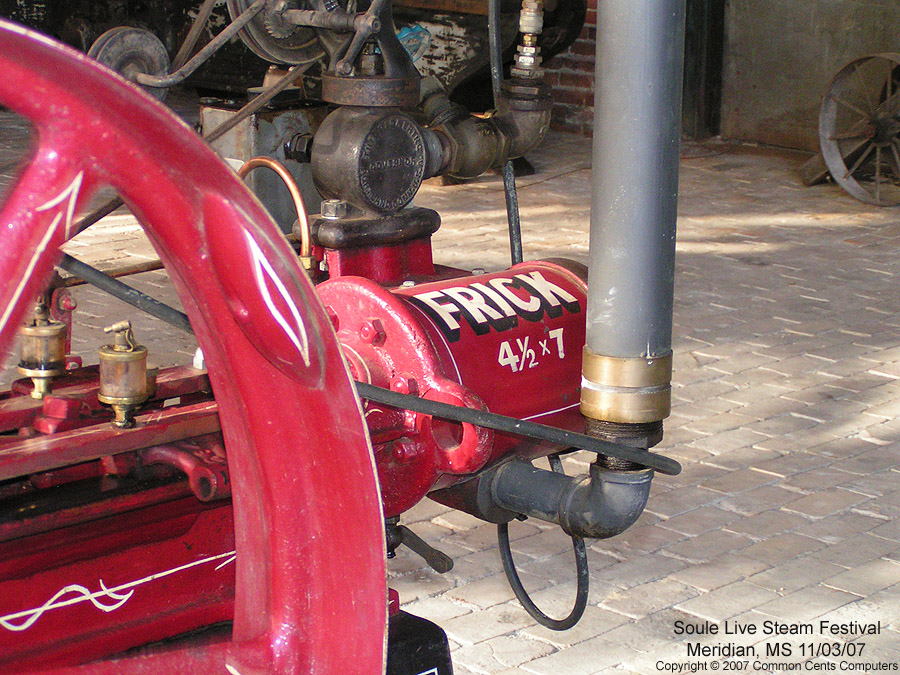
488;0;524;266
58;255;679;474
135;0;267;89
355;381;681;475
171;0;219;71
57;253;193;333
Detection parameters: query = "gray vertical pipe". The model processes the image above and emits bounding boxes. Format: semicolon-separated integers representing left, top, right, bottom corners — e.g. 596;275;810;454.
585;0;685;359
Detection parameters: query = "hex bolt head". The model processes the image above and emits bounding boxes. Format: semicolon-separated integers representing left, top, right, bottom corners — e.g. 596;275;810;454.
57;294;77;311
390;375;417;395
359;318;386;345
321;199;349;220
392;440;418;463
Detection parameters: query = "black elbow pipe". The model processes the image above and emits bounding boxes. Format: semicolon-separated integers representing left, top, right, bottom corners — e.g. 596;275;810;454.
433;457;653;540
490;460;652;539
421;77;551;179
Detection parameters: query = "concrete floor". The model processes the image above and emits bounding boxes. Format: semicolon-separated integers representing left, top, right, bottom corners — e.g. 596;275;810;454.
3;108;900;673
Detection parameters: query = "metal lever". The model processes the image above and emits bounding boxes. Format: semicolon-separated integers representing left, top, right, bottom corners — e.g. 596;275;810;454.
398;525;454;573
386;519;454;573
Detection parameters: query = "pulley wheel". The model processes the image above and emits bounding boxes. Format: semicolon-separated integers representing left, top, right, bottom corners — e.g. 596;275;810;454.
0;19;385;674
819;52;900;206
226;0;325;65
87;26;170;101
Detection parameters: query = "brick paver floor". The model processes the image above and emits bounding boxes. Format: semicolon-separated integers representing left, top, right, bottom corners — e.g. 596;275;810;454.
3;106;900;673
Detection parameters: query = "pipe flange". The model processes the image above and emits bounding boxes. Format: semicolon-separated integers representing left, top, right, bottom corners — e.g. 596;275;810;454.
580;349;672;424
322;73;420;107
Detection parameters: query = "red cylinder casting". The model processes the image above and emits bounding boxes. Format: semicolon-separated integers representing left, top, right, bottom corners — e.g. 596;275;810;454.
317;259;587;516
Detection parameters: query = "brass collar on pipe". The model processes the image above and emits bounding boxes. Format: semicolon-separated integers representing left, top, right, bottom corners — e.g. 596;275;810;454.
580;348;672;424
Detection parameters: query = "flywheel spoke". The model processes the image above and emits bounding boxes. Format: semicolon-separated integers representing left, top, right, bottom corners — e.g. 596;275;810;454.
0;144;88;346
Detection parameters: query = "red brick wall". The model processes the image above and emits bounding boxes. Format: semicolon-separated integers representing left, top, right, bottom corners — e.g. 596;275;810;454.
543;3;596;135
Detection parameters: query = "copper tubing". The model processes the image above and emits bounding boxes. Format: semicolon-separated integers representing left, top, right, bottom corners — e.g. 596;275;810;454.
238;157;312;259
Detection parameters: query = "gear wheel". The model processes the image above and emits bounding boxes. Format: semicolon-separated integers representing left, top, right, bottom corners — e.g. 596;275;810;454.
227;0;325;65
263;0;300;39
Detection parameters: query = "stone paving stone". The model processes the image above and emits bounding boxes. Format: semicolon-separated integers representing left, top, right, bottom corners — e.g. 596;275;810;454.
755;585;860;622
509;526;579;559
599;578;700;619
659;462;729;489
782;466;857;491
404;595;475;623
751;451;833;477
839;447;900;475
597;522;690;556
796;510;886;544
522;605;631;647
783;488;869;518
453;634;556;672
664;529;755;564
870;518;900;543
700;445;780;470
718;485;805;516
823;559;900;597
598;607;694;654
669;555;770;592
642;486;723;518
674;581;781;622
589;553;689;591
388;569;455;602
446;572;551;610
813;533;900;569
747;555;846;594
519;636;638;675
725;509;809;540
442;602;532;645
699;467;777;494
740;532;827;565
656;505;740;536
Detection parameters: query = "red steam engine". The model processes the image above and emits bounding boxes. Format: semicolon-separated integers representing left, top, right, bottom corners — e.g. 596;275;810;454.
0;0;686;670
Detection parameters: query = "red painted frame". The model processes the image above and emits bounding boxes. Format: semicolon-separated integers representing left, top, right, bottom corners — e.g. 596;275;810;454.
0;21;386;674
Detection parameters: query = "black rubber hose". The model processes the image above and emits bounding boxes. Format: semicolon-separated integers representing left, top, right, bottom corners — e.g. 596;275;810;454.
497;454;589;630
487;0;523;266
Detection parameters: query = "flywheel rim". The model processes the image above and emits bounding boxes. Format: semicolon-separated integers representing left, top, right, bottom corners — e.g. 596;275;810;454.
0;19;386;675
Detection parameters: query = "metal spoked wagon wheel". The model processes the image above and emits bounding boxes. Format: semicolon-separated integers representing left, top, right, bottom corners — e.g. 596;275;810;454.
819;52;900;206
0;20;386;675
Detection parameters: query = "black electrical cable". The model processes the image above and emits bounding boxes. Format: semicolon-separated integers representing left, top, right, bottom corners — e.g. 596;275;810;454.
487;0;524;266
497;454;589;630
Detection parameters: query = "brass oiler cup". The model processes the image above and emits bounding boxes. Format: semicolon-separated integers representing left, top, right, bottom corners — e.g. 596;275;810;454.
18;305;67;399
98;321;149;428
